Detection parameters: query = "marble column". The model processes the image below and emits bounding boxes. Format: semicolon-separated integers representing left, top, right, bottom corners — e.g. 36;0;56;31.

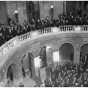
74;44;80;64
31;58;36;78
46;48;53;67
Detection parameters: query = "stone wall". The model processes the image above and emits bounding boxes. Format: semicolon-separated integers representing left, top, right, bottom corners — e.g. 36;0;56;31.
39;1;64;19
0;1;8;24
0;1;87;24
6;1;27;24
0;1;65;24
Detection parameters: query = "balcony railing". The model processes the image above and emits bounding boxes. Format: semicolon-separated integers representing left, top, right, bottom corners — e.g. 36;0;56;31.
0;25;88;56
60;25;74;31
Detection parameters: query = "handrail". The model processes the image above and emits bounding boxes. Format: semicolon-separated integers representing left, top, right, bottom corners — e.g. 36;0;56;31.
1;25;88;57
0;36;18;56
18;32;31;41
81;25;88;31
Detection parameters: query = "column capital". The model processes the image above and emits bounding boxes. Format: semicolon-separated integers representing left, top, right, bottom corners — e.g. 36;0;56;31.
74;44;80;51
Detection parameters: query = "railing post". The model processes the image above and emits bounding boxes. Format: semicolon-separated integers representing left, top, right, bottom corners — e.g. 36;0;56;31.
86;27;88;31
66;26;67;31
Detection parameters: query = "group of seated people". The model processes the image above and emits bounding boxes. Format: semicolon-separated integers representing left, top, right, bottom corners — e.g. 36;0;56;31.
44;62;88;87
0;11;88;46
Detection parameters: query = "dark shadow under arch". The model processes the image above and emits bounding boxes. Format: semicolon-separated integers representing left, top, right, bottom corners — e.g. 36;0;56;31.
80;44;88;56
80;44;88;66
59;43;74;62
7;64;18;81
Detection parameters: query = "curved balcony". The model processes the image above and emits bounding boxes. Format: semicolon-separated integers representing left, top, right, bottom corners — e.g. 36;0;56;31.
0;25;88;57
0;25;88;86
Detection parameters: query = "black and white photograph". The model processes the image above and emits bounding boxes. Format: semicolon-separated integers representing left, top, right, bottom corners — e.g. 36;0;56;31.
0;0;88;87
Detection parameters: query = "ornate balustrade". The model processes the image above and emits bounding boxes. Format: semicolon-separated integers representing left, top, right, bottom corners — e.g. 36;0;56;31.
18;32;31;41
39;27;52;34
0;25;88;57
60;25;74;31
81;25;88;31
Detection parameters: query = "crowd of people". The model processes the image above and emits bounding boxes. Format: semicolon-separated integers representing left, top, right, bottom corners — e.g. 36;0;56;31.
44;62;88;87
0;11;88;46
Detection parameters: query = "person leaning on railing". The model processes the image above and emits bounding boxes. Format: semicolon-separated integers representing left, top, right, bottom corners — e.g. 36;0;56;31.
1;11;88;47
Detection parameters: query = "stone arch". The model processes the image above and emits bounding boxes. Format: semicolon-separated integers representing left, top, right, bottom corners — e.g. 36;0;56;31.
7;63;18;82
59;43;74;62
57;39;74;49
80;44;88;56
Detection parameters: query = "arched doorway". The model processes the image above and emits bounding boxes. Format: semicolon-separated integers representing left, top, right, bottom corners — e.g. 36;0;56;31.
80;44;88;68
7;64;18;82
59;43;74;63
